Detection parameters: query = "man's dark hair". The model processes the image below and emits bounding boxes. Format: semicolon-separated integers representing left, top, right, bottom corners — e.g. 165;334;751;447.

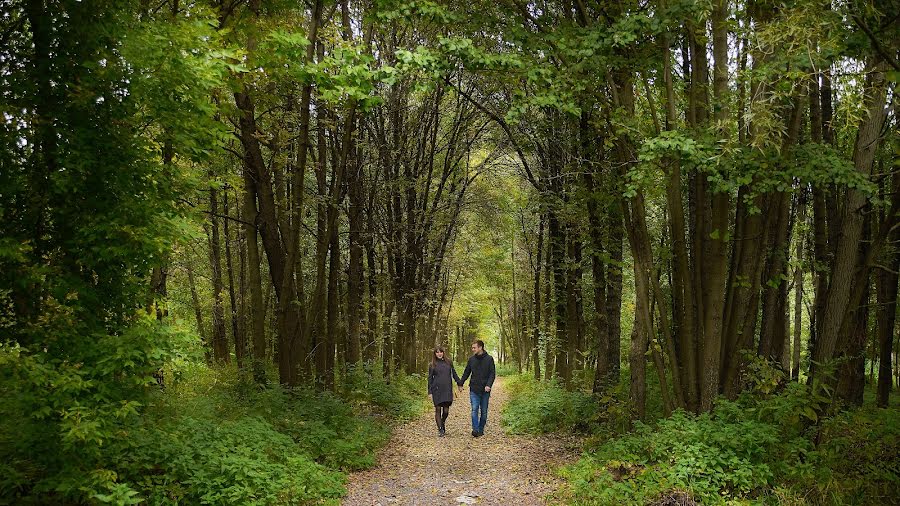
473;340;485;350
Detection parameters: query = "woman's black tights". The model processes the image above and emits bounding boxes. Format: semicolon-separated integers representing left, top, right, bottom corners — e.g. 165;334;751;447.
434;406;449;429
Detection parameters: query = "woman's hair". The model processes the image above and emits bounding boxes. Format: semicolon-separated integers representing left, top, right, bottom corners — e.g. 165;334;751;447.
431;346;446;367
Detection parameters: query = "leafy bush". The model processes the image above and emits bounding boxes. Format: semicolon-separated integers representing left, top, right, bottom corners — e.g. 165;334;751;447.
495;362;521;377
112;416;345;505
805;406;900;504
500;374;598;434
558;380;900;506
1;336;428;504
0;318;190;501
560;408;785;504
343;365;428;422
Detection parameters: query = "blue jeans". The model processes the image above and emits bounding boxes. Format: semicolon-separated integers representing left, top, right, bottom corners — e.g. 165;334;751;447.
469;390;491;433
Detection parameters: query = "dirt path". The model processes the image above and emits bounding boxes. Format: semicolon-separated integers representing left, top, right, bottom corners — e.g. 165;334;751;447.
343;377;579;505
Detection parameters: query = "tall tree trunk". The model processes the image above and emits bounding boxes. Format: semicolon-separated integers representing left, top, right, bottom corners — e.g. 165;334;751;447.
876;177;900;406
549;210;567;381
624;192;654;421
365;222;380;364
224;189;245;368
813;62;888;375
347;159;364;367
186;258;206;349
543;211;555;380
792;191;807;381
242;160;267;382
759;191;792;363
208;185;229;363
837;250;870;407
533;213;544;381
607;203;624;384
325;222;340;390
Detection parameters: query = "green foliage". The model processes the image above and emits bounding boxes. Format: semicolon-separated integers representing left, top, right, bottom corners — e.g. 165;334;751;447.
494;362;520;377
558;382;900;505
344;366;428;422
112;416;344;505
809;406;900;503
0;318;191;501
561;408;782;505
1;333;426;504
120;10;232;160
500;374;598;434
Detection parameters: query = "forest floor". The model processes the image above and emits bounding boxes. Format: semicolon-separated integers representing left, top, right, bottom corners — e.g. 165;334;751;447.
343;376;581;505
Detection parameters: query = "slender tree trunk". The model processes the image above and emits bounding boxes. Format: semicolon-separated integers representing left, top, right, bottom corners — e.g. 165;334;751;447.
325;221;340;390
813;63;888;375
607;203;624;384
186;256;205;340
876;179;900;406
382;298;394;379
624;192;654;421
549;210;567;380
365;227;380;364
792;192;807;381
242;161;267;382
533;213;544;381
759;191;792;363
224;190;245;368
347;160;364;367
837;267;870;406
208;185;229;363
543;211;554;380
629;282;649;421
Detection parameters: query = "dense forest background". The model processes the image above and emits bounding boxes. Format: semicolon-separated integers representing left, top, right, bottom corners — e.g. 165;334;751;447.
1;0;898;504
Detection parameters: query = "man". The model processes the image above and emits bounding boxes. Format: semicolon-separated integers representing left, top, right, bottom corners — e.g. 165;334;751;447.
457;340;496;437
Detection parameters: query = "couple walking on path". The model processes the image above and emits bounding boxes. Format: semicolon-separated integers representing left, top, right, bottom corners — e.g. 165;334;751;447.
427;340;496;438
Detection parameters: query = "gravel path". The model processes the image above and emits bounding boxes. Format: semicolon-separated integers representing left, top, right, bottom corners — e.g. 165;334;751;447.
342;376;579;505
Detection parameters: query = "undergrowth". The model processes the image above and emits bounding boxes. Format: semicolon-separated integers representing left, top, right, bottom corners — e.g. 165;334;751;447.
0;326;427;506
500;374;600;434
500;371;899;505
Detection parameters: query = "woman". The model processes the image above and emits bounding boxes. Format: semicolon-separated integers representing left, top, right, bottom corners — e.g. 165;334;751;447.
427;346;460;437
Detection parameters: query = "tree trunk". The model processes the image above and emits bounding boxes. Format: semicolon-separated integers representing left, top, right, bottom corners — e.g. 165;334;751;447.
242;160;267;382
224;189;246;368
759;191;792;364
792;191;806;381
208;185;229;364
607;203;624;384
324;222;340;390
186;258;206;349
549;210;567;380
533;213;544;381
876;181;900;406
813;62;888;375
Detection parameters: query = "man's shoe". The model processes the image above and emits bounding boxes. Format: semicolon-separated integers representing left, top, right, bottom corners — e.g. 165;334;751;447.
477;431;484;437
471;430;479;437
473;431;483;438
439;429;445;437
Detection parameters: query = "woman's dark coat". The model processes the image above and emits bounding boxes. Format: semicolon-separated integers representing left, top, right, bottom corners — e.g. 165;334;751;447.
427;359;461;406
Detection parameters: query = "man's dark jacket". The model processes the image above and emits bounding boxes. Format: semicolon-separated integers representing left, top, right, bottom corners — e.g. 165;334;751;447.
459;352;496;393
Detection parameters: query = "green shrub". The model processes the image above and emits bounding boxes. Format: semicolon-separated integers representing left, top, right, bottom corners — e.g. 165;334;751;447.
495;362;520;377
112;416;345;505
1;335;430;505
0;318;190;502
500;374;598;434
343;365;428;422
558;379;900;506
805;406;900;504
560;408;785;505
